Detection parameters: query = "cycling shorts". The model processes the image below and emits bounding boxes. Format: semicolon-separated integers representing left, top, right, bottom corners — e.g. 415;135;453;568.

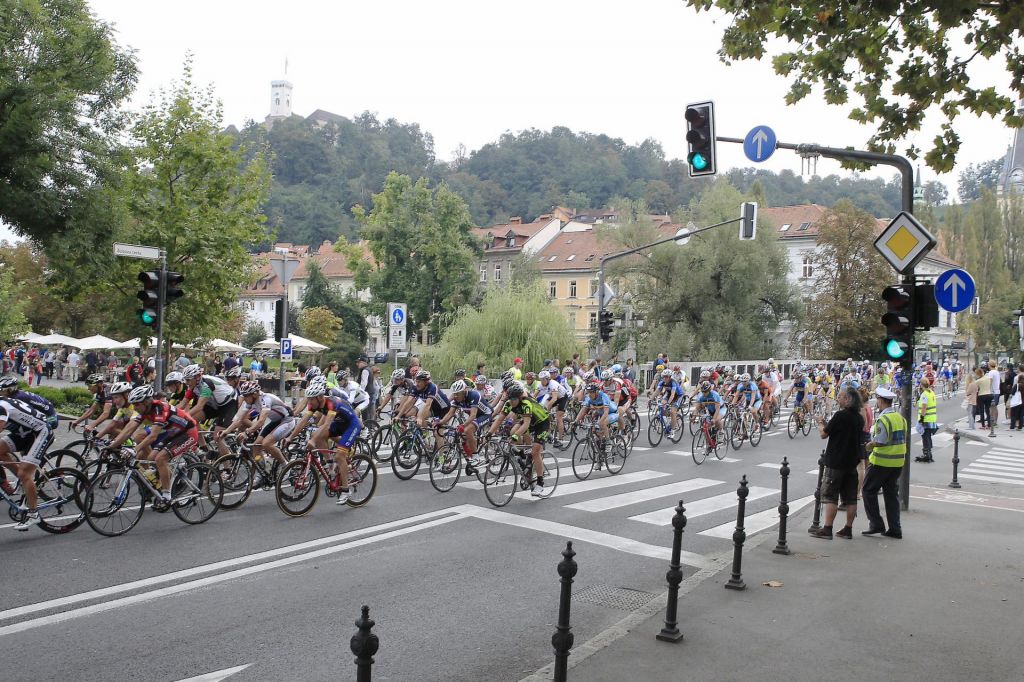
529;418;551;441
204;399;238;429
429;401;447;420
259;417;296;442
553;395;568;412
155;426;199;459
607;411;619;425
328;414;362;449
2;427;53;467
472;413;492;428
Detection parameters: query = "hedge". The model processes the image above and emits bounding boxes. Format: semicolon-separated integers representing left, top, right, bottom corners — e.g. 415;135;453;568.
17;383;94;417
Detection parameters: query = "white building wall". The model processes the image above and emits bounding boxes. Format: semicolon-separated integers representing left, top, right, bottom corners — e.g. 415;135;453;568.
270;80;293;117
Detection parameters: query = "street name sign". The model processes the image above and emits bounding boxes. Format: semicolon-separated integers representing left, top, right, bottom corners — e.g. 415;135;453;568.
280;338;293;362
113;242;161;260
873;211;937;274
743;126;777;163
934;268;975;313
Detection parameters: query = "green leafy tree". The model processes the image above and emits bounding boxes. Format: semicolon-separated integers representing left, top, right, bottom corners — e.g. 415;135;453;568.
241;319;268;349
686;1;1024;170
957;157;1005;202
301;259;368;343
422;283;582;380
298;306;342;347
795;200;891;358
350;172;480;331
0;0;137;244
0;270;29;340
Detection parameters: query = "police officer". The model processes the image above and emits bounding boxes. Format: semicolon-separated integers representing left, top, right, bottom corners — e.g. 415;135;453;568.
915;378;938;462
862;387;905;539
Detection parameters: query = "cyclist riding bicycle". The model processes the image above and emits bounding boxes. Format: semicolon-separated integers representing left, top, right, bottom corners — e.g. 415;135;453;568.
227;381;296;470
651;369;683;435
438;379;493;470
183;364;238;459
287;379;361;505
733;372;762;421
575;380;617;441
70;374;113;433
0;395;56;531
694;380;724;432
0;377;58;430
487;383;550;496
536;370;569;440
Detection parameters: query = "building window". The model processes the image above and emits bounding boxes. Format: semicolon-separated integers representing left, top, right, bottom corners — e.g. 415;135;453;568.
946;312;952;328
798;222;811;231
589;312;597;329
589;280;598;298
494;262;502;281
569;280;577;298
801;256;813;279
800;340;812;357
568;311;576;329
779;223;791;232
506;236;516;248
549;281;557;298
479;264;487;282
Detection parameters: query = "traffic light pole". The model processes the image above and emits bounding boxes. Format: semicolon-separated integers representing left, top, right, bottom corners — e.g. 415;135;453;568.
596;215;745;359
155;251;167;393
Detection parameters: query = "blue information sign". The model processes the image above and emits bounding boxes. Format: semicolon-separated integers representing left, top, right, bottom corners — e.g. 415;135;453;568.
391;308;405;325
280;338;293;361
934;268;975;313
743;126;777;163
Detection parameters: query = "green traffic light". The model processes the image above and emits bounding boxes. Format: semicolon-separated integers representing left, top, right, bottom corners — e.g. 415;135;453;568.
884;338;906;359
690;153;708;170
138;309;156;326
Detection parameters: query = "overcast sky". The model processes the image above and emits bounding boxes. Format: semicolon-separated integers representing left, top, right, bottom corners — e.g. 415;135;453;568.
80;1;1019;202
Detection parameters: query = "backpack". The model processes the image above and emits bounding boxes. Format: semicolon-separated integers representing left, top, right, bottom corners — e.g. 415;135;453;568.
622;377;638;400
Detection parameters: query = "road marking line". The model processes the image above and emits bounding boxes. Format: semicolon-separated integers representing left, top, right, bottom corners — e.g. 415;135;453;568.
456;464;577;490
453;504;712;568
698;495;815;538
665;450;739;462
806;469;819;475
974;455;1024;467
629;487;777;526
958;473;1024;486
564;478;723;512
0;507;457;624
175;664;252;682
756;462;784;470
964;441;987;447
550;470;671;498
988;449;1024;459
630;446;651;451
963;464;1024;478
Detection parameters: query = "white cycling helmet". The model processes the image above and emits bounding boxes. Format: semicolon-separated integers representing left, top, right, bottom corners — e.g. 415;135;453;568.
450;380;469;394
108;381;133;396
304;366;322;381
165;371;184;384
182;364;203;380
661;369;672;378
224;366;242;378
128;385;155;404
538;370;550;380
304;381;327;398
601;369;613;381
391;368;405;380
699;370;711;380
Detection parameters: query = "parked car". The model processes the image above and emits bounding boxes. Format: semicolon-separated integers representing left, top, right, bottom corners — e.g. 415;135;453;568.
373;352;389;365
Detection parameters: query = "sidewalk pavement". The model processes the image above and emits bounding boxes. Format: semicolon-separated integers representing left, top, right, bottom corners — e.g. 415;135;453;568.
539;496;1024;682
945;414;1024;447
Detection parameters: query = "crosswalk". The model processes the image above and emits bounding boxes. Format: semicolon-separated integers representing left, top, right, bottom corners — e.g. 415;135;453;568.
961;445;1024;486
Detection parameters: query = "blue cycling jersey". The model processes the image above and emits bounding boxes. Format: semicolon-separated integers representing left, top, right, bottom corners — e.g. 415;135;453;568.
410;382;451;409
452;389;493;416
584;391;617;413
697;390;723;412
736;381;761;404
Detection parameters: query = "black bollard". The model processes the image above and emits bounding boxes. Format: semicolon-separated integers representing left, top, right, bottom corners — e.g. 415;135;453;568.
949;428;962;489
808;451;825;533
552;541;577;682
773;457;791;555
351;605;378;682
725;475;748;591
656;500;687;643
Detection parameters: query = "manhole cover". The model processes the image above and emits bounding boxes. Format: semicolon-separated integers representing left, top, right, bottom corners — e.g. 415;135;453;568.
574;585;657;611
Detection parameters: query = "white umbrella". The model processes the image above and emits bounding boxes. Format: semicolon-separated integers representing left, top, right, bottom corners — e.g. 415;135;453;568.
75;334;122;350
207;338;249;353
113;337;159;350
31;333;82;347
17;332;43;342
251;334;328;353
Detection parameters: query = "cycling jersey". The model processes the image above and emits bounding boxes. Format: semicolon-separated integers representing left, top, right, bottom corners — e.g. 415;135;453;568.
326;397;362;449
409;381;451;410
257;393;292;423
696;390;724;413
132;400;197;440
196;376;236;408
583;391;617;413
736;380;761;405
306;396;346;418
503;396;550;423
656;379;682;401
453;389;493;422
11;390;57;428
385;381;411;399
342;380;370;407
92;387;111;409
536;380;568;402
0;397;52;466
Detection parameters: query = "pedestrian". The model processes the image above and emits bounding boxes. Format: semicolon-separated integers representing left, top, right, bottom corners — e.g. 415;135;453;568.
965;369;978;429
1000;365;1014;424
223;352;239;373
32;354;44;385
856;386;874;501
249;355;261;375
43;349;54;379
510;357;523;381
986;360;1001;434
915;378;938;462
67;349;81;383
85;350;97;378
175;352;190;370
259;355;268;373
810;386;865;540
356;355;376;420
14;344;25;375
624;358;637;384
1009;373;1024;431
214;354;223;375
476;361;487;380
862;386;906;539
975;365;992;430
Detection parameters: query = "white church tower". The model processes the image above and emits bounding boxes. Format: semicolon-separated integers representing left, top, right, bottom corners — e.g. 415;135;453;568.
269;79;293;118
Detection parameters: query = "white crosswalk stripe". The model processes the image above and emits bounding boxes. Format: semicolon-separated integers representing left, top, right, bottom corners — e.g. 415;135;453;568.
629;486;777;526
564;478;723;512
699;495;815;538
664;450;740;463
961;448;1024;484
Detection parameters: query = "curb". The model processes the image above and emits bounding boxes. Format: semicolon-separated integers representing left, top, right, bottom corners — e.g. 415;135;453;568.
944;417;1012;445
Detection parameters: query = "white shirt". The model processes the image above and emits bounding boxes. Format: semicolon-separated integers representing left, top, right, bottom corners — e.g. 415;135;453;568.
987;368;1002;395
67;352;80;368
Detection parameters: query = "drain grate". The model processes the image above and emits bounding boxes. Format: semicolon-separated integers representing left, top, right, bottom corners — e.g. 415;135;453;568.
573;584;657;611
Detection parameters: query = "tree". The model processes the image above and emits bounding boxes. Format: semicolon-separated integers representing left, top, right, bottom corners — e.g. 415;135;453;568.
301;258;368;343
686;0;1024;170
795;200;891;358
350;172;480;331
921;181;949;207
0;270;29;341
241;319;267;349
958;157;1006;202
422;283;582;380
298;306;342;347
0;0;137;244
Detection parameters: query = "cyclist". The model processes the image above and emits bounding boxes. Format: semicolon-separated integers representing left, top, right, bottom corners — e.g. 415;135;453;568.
536;370;569;440
410;370;452;442
489;383;549;496
562;367;584;403
235;381;296;475
439;379;493;469
0;395;56;530
379;368;416;419
110;385;200;506
523;371;540;397
940;363;953;395
70;374;113;433
474;374;496;403
733;372;762;423
183;364;238;459
784;371;812;420
694;380;725;433
0;377;58;431
164;371;187;405
575;379;617;442
651;368;683;435
335;369;371;416
93;381;136;441
287;380;361;505
223;366;244;397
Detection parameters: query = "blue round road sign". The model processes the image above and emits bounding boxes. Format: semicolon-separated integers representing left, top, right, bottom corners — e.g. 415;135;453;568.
391;308;405;324
743;126;777;163
934;268;975;313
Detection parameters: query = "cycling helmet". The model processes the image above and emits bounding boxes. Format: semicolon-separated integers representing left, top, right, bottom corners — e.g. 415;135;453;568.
500;370;515;381
224;366;242;378
239;381;260;396
538;370;550;380
108;381;132;396
0;377;18;390
304;366;322;381
661;369;672;378
450;380;468;394
525;372;536;381
391;368;405;380
474;375;487;384
611;363;622;374
723;365;733;374
563;367;574;375
502;378;517;391
583;381;599;393
86;373;105;385
699;371;711;380
127;385;155;404
182;364;203;380
337;369;350;382
699;380;712;392
165;371;184;384
416;369;431;382
454;368;467;378
506;384;525;399
601;369;613;381
304;381;327;398
754;372;764;381
740;373;750;382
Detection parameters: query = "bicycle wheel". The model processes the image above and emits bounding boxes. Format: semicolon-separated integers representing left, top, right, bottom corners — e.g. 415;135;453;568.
691;429;708;465
84;469;145;537
801;412;813;436
679;396;691;417
276;459;320;517
483;454;516;507
730;415;745;450
787;412;799;439
571;439;595;480
533;449;559;498
172;462;223;525
647;413;664;447
212;454;253;511
46;448;85;472
688;412;700;436
391;434;423;480
606;435;628;475
428;443;462;493
749;417;762;447
35;467;87;534
345;453;378;506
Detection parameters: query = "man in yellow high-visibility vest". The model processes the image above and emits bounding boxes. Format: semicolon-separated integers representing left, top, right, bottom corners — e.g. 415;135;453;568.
862;387;905;539
915;377;938;463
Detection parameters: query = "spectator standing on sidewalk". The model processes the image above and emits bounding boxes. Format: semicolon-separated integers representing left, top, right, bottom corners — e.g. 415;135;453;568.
965;370;979;429
986;360;1001;434
43;349;54;379
811;386;865;540
975;366;992;430
1010;373;1024;431
67;349;81;382
863;387;906;539
915;378;938;462
999;365;1014;424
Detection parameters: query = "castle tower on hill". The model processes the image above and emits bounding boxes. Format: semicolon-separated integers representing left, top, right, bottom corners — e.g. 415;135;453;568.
997;100;1024;199
269;79;293;118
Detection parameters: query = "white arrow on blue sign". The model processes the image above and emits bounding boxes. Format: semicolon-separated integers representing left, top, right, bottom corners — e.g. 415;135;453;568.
934;268;975;313
743;126;777;163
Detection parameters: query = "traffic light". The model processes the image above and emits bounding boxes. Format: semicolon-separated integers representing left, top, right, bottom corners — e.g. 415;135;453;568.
137;271;160;327
881;285;912;360
684;101;717;177
598;309;614;342
165;271;185;307
739;202;757;240
274;299;285;341
914;283;939;330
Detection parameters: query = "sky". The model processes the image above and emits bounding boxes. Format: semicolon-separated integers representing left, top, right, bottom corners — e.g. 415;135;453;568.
64;1;1023;210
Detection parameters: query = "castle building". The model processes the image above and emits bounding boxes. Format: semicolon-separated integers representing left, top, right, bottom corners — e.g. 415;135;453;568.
998;101;1024;198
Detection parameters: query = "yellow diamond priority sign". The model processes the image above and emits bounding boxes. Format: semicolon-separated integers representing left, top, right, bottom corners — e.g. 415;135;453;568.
874;211;936;275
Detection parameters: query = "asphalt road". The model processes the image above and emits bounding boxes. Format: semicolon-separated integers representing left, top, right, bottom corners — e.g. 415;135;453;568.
2;393;1005;681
